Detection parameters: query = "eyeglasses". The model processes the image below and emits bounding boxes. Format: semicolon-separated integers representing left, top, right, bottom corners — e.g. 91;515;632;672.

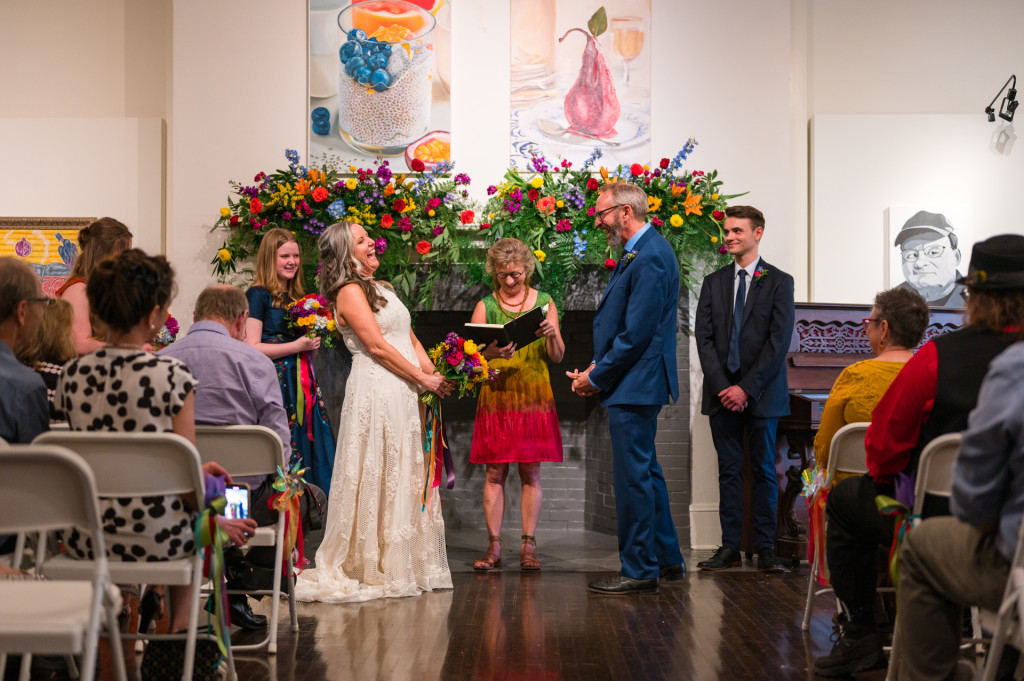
595;204;626;221
27;297;54;307
497;271;524;281
901;245;947;262
862;317;880;330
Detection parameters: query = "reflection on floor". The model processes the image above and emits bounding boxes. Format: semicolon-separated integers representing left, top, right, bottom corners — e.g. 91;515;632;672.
19;530;882;681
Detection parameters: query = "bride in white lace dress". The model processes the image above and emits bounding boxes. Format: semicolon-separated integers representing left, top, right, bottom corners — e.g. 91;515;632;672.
295;222;454;603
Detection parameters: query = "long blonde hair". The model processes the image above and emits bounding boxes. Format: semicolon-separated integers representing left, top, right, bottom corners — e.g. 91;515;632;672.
253;228;305;307
318;222;388;313
68;217;133;281
17;298;77;366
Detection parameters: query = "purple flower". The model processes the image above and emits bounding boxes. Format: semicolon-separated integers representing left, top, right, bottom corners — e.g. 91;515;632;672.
432;225;443;236
374;237;387;254
718;245;728;254
529;153;550;173
376;163;392;183
282;211;293;221
504;200;521;213
510;188;522;201
454;173;471;186
398;216;412;232
486;185;498;196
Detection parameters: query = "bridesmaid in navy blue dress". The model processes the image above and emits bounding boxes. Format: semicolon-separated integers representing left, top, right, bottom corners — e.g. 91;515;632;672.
244;228;336;493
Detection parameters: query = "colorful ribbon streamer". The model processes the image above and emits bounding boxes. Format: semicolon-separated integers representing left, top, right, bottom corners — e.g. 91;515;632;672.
876;494;917;600
270;461;308;576
295;350;315;440
420;402;455;512
195;495;230;658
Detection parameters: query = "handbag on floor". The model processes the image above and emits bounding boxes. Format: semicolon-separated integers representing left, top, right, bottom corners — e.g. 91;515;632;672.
140;639;221;681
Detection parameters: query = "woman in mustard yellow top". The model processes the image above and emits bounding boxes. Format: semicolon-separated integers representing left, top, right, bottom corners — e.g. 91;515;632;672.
813;287;930;476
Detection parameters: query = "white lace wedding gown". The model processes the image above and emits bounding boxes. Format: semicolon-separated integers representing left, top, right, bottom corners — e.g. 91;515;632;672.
294;285;452;602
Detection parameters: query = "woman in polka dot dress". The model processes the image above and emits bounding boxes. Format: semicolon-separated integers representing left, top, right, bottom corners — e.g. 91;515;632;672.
57;249;255;634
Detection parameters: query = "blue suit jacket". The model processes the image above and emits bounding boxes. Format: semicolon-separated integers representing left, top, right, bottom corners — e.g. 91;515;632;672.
694;258;795;418
589;227;680;407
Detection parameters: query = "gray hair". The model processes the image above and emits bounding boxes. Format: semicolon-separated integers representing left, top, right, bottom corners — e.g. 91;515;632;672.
599;182;649;222
0;257;42;323
318;222;387;313
194;285;248;322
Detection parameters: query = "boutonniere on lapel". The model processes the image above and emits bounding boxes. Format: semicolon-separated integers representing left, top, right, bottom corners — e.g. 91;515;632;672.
752;266;769;284
619;250;638;269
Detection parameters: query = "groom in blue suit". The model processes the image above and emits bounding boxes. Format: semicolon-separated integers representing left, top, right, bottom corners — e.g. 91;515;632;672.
569;182;684;595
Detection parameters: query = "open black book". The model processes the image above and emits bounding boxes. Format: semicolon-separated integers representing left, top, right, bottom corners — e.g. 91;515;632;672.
464;305;545;349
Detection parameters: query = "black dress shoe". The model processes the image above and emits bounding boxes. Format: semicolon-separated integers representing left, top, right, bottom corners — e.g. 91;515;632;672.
218;596;267;630
659;564;685;581
587;576;659;595
757;548;785;573
697;546;742;571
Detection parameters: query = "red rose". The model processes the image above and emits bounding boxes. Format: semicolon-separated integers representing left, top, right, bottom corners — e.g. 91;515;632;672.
311;186;328;202
528;188;540;202
381;214;394;229
659;158;670;169
410;159;426;172
587;178;599;191
604;258;616;270
416;240;431;255
460;210;475;225
630;163;644;177
712;210;725;221
479;223;491;231
392;199;406;212
229;215;239;226
249;198;262;213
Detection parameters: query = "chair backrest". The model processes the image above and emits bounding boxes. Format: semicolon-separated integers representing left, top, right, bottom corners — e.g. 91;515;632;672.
193;425;285;478
912;432;960;516
33;431;205;500
0;445;102;539
825;422;871;486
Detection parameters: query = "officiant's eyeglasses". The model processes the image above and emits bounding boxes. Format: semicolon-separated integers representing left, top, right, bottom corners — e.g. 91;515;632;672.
901;245;947;262
497;270;524;281
595;204;626;220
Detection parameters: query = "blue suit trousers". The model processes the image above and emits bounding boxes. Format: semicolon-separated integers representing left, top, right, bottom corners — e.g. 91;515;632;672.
608;404;683;579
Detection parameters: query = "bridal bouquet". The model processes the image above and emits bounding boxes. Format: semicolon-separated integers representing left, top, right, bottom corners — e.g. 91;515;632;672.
286;294;338;349
422;332;498;407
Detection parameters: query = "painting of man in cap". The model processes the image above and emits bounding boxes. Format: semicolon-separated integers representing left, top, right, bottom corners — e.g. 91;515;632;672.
893;210;967;307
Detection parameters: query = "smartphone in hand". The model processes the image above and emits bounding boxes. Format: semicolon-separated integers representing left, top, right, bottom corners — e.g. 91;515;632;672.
224;483;250;520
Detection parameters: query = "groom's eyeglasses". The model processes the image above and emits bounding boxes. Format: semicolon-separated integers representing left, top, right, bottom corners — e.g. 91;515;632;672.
595;204;625;221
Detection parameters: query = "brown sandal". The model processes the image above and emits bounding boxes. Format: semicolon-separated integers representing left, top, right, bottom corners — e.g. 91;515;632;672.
473;535;503;571
520;535;541;571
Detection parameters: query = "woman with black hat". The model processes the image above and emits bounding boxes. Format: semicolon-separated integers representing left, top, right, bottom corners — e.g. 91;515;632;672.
813;234;1024;678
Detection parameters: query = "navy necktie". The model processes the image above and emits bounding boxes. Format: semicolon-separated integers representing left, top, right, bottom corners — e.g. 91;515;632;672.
727;270;747;374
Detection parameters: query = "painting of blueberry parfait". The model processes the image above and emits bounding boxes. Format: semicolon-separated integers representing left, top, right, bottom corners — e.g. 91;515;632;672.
309;0;451;173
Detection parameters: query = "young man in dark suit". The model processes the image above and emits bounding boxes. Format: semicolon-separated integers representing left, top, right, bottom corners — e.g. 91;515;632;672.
568;182;684;595
694;205;795;572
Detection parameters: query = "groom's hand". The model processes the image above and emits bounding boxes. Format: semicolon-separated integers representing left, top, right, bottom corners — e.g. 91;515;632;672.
567;366;600;396
718;385;748;412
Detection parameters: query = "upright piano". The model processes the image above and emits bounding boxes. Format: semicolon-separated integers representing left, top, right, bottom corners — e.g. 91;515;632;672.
767;303;964;562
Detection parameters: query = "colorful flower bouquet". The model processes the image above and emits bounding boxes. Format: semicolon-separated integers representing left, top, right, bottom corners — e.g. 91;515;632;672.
152;314;179;351
286;294;338;349
422;332;498;407
210;150;476;310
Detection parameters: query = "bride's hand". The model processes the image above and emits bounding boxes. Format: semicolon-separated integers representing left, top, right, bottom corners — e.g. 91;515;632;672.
421;372;454;398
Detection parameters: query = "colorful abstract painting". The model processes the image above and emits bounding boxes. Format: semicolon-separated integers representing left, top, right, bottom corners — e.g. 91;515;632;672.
0;218;92;296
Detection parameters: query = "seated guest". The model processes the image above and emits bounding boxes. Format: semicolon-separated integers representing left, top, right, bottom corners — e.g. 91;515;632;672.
897;338;1024;681
16;297;77;422
812;287;929;475
57;249;256;635
160;284;327;630
0;257;49;444
56;217;133;355
814;234;1024;677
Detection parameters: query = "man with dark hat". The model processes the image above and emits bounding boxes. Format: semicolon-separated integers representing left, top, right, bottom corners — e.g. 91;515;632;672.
894;210;967;306
814;234;1024;678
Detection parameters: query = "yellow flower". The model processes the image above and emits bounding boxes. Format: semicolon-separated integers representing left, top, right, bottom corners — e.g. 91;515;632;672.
464;340;478;355
488;213;494;220
670;214;684;228
710;236;718;243
349;165;357;172
219;207;231;218
217;248;231;262
556;200;564;208
326;320;335;332
428;209;435;217
404;198;416;212
530;176;544;189
682;189;703;216
712;193;719;200
643;165;650;172
311;300;320;309
647;196;662;212
346;178;358;190
534;249;546;262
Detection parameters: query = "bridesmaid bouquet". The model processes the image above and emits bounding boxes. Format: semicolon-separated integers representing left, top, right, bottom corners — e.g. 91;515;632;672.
286;294;338;349
422;332;498;407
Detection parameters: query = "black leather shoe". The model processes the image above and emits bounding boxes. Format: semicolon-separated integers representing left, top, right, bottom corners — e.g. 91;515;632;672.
211;596;267;630
587;576;659;595
813;623;887;677
697;546;742;571
757;548;785;573
659;563;685;581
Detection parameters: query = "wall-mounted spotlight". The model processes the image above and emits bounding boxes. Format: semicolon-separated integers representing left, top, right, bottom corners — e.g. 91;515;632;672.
986;74;1017;123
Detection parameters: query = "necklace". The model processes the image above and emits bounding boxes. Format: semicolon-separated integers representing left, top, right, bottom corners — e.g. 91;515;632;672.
495;288;528;319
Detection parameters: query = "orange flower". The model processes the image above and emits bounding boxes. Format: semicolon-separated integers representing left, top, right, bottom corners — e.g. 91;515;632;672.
683;189;703;216
307;168;322;183
416;240;431;255
599;166;609;182
383;184;395;196
670;183;685;198
294;178;310;195
536;196;556;214
381;214;394;228
311;186;329;202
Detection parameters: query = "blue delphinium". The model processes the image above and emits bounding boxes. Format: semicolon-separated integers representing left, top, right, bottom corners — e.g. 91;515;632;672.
667;138;698;173
582;147;603;171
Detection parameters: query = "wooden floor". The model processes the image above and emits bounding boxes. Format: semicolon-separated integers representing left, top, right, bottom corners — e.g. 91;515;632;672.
13;530;888;681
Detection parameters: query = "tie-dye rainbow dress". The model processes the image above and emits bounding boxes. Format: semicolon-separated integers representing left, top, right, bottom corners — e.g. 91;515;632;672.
469;292;563;464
